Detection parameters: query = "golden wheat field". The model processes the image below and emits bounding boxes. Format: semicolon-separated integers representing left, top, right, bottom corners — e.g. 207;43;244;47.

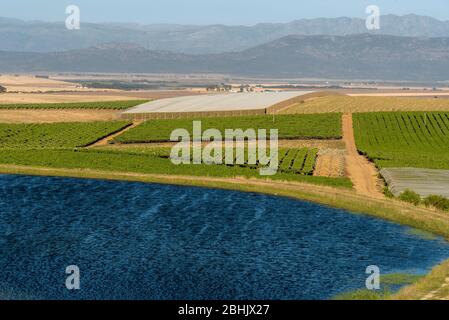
280;96;449;114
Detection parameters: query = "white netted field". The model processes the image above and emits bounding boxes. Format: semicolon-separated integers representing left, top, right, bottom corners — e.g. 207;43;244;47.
123;91;315;114
381;168;449;198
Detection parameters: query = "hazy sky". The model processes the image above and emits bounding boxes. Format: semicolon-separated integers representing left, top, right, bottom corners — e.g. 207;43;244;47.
2;0;449;25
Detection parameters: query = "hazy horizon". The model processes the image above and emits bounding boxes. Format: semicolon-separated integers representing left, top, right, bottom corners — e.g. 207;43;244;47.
1;0;448;25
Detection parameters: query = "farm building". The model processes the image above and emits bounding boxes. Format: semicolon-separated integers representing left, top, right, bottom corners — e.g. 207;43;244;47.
121;91;316;120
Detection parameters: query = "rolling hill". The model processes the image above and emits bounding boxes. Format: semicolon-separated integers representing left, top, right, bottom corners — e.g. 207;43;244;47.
1;34;449;81
1;14;449;54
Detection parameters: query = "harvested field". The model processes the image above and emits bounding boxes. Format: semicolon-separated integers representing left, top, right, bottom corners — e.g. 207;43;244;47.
0;100;145;110
349;92;449;98
0;90;203;105
314;149;346;178
0;93;139;104
0;109;121;123
381;168;449;198
280;96;449;114
276;139;345;149
0;75;86;92
47;90;205;100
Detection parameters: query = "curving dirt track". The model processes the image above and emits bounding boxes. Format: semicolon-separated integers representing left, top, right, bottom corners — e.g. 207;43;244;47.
88;122;142;147
342;114;383;198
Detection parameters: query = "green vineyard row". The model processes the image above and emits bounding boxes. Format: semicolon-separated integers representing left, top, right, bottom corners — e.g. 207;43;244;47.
354;112;449;169
115;113;342;143
0;121;131;149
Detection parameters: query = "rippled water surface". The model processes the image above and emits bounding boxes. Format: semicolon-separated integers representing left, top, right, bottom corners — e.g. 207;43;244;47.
1;174;449;300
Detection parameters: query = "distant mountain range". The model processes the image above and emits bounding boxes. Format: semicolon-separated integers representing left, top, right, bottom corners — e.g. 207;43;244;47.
2;34;449;81
1;14;449;54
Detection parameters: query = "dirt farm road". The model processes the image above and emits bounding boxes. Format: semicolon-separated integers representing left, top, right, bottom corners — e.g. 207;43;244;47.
342;114;383;198
88;121;142;147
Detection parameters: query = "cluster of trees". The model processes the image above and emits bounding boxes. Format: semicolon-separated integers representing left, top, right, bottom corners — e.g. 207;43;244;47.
397;189;449;212
384;186;449;212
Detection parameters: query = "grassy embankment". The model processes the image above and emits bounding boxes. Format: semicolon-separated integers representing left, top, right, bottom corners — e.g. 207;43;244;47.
333;273;425;300
393;259;449;300
335;259;449;300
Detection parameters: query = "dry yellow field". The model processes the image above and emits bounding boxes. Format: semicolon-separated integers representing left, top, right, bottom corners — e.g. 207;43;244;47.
280;96;449;114
0;75;101;93
0;75;77;92
0;93;140;104
349;92;449;97
0;109;121;123
314;149;346;178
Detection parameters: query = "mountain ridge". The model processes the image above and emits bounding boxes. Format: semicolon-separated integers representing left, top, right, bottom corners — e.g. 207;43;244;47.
1;34;449;81
1;14;449;54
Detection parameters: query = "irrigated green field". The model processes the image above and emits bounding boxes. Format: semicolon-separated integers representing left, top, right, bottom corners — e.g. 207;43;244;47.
166;146;319;175
115;113;342;143
0;147;353;188
0;121;131;149
353;112;449;169
278;148;318;175
0;113;351;187
0;100;146;110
